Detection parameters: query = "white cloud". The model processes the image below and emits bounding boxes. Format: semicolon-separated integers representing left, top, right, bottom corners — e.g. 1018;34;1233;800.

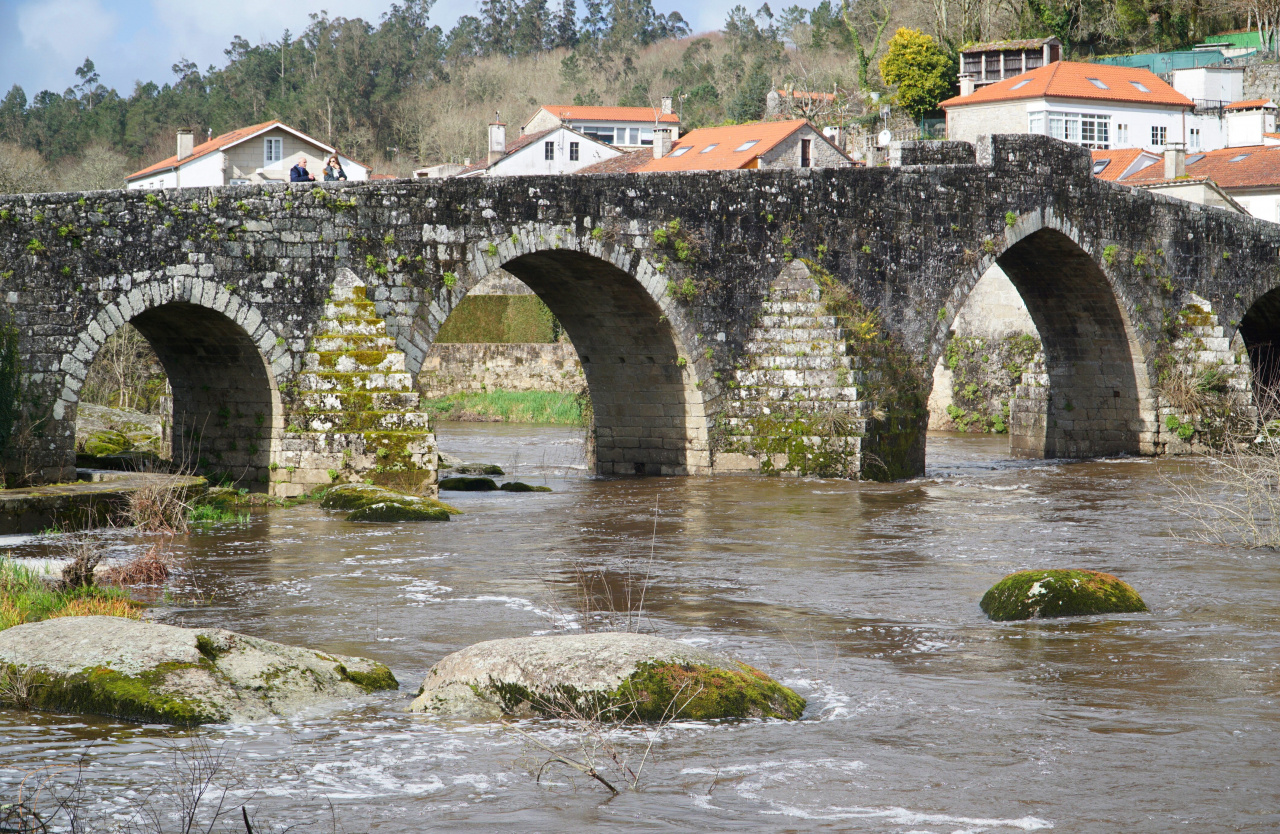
17;0;119;67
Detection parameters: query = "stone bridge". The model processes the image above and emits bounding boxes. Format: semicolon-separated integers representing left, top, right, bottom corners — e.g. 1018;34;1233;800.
4;134;1280;495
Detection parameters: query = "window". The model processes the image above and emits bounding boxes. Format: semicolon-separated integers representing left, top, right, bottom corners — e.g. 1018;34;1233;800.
629;128;639;145
700;143;718;153
569;141;579;161
1047;112;1110;149
1028;112;1045;134
670;147;691;156
1011;78;1032;90
1187;154;1205;165
582;126;614;144
1130;81;1151;93
640;127;654;146
544;141;555;160
1092;159;1111;175
734;140;759;152
1230;153;1252;162
1087;77;1109;89
264;138;283;165
1152;125;1167;146
1117;124;1129;144
1189;128;1201;151
800;138;812;168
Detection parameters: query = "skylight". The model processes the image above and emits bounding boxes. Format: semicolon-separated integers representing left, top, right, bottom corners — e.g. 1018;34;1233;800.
1011;79;1032;90
1088;78;1109;89
700;143;719;153
1129;81;1151;93
670;147;690;157
1230;153;1251;162
1187;154;1205;165
1092;159;1110;175
735;140;760;152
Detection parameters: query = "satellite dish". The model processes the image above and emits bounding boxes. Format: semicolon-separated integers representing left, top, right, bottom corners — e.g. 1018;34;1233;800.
877;129;893;147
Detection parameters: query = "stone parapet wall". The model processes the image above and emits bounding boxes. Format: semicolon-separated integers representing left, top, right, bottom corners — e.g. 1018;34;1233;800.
418;342;585;397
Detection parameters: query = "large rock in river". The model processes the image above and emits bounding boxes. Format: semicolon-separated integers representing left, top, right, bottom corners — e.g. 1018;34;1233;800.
0;616;397;725
321;483;459;522
409;632;805;722
980;569;1148;621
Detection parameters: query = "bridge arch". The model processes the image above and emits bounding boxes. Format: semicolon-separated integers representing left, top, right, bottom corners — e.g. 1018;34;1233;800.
391;222;712;475
60;277;286;487
934;209;1157;459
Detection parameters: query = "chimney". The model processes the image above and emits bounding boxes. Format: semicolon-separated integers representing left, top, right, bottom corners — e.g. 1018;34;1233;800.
654;128;672;159
176;128;194;161
959;76;976;97
1164;142;1186;179
488;114;506;165
660;95;673;115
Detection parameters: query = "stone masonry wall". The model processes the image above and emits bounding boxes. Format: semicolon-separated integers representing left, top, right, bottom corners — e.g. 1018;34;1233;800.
418;342;585;398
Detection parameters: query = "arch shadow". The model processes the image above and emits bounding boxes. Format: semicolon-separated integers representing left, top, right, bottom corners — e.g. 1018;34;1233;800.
68;298;281;488
1239;287;1280;403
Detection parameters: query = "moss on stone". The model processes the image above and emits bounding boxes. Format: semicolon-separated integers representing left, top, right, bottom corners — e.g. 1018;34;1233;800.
336;662;398;692
980;569;1148;621
321;484;460;514
616;661;805;721
499;481;552;492
348;502;450;522
4;660;227;725
439;477;498;491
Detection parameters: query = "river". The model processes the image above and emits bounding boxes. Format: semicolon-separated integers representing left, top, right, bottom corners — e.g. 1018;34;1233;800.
1;424;1277;832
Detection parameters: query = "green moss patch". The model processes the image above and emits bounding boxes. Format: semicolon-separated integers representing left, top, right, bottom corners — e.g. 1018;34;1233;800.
336;662;399;692
617;661;805;721
348;502;450;522
499;482;552;493
3;660;227;725
321;484;460;514
439;477;498;491
980;569;1148;621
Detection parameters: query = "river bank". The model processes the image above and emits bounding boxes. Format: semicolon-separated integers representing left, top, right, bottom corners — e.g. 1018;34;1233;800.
0;426;1275;832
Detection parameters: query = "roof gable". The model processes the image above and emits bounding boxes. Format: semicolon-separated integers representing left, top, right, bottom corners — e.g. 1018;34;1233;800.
1120;143;1280;190
638;119;832;172
941;61;1193;109
127;120;365;181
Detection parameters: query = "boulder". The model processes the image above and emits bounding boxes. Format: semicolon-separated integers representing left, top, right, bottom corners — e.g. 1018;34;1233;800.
980;569;1148;621
410;632;805;722
0;616;397;725
499;481;552;493
438;477;498;491
82;429;131;457
438;453;504;476
321;483;459;522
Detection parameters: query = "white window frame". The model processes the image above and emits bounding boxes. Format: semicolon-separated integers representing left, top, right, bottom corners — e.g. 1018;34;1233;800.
264;137;283;166
1189;127;1201;151
1046;111;1110;150
544;141;555;161
1152;125;1167;147
569;141;579;161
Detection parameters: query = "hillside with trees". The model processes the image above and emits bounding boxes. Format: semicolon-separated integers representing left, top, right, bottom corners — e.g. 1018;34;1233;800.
0;0;1253;191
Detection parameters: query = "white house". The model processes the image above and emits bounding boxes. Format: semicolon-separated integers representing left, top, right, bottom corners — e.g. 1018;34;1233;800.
454;122;622;177
1103;144;1280;222
520;102;681;150
127;120;369;190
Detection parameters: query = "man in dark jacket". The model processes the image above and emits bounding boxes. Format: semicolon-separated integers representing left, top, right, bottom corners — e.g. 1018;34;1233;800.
289;158;315;182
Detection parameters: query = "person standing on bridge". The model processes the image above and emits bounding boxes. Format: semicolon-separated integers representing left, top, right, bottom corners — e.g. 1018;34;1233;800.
323;155;347;181
289;158;315;182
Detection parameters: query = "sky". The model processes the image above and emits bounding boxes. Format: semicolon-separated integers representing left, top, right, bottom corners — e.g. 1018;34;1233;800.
0;0;729;100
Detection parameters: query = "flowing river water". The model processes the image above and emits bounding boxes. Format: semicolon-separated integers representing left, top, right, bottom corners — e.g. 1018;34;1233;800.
1;423;1277;832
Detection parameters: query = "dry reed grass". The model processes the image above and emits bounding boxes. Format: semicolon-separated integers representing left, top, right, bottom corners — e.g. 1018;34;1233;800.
120;477;194;535
47;596;143;619
103;543;176;587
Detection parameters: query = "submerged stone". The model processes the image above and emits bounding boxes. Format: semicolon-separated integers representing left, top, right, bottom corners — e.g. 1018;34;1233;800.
980;569;1148;621
438;477;498;491
321;483;459;522
409;632;805;722
0;616;398;725
499;481;552;493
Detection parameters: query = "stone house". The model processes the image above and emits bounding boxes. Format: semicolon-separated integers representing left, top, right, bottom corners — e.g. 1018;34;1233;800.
127;121;369;190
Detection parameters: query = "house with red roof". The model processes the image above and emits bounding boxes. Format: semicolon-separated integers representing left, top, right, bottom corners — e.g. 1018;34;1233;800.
577;119;852;174
127;121;369;190
452;120;623;178
1095;144;1280;221
521;99;681;149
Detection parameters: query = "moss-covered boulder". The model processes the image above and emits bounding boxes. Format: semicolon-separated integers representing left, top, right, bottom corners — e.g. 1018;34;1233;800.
321;483;459;522
82;429;131;457
409;633;805;722
0;616;397;725
438;476;498;491
499;481;552;493
980;569;1148;621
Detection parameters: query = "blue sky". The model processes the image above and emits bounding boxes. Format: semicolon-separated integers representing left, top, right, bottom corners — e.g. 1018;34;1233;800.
0;0;729;99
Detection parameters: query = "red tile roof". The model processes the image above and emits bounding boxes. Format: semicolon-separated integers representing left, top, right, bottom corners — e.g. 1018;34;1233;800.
534;105;680;124
576;150;654;174
1090;148;1159;182
637;119;832;172
941;61;1192;109
1121;144;1280;189
1225;99;1275;110
126;120;365;181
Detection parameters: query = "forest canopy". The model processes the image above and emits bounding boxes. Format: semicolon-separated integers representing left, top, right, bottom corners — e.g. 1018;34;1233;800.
0;0;1253;188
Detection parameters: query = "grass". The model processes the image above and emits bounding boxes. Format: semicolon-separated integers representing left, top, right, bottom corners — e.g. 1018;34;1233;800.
0;556;141;632
420;390;583;424
187;504;250;525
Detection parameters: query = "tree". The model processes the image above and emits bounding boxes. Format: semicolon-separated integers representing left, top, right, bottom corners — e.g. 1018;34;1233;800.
0;142;54;194
841;0;892;91
728;59;773;122
879;28;953;121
